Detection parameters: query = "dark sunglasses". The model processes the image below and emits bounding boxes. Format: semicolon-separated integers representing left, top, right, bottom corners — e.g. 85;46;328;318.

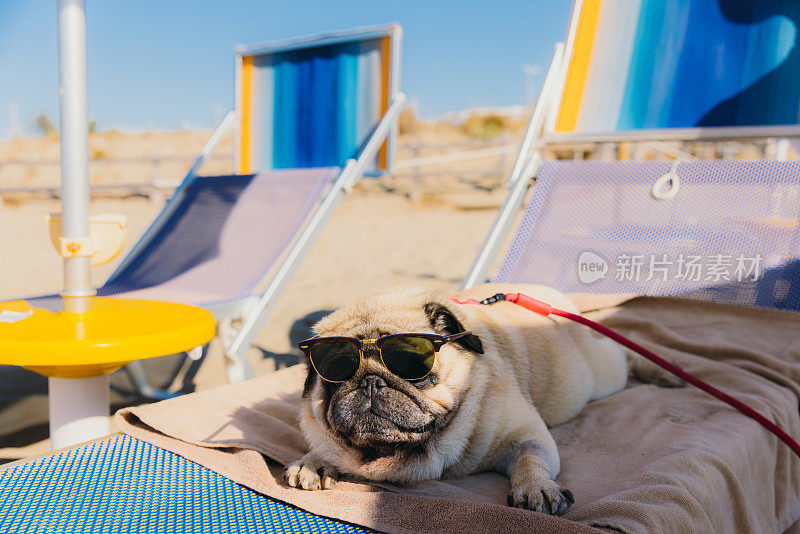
298;331;473;383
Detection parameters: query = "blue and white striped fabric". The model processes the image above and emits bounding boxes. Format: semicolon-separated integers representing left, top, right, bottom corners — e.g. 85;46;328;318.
556;0;800;133
249;42;381;169
239;26;399;173
0;434;371;534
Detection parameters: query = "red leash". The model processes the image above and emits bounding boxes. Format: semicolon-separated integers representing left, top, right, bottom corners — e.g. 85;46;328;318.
451;292;800;459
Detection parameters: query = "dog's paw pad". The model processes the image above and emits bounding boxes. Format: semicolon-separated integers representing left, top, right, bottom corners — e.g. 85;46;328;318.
507;481;573;516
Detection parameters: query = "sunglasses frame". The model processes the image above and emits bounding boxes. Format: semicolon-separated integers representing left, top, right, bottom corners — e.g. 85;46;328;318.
298;331;473;383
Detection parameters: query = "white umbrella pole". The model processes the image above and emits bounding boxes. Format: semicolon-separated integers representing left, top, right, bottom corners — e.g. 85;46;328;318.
49;375;109;449
57;0;93;314
52;0;109;448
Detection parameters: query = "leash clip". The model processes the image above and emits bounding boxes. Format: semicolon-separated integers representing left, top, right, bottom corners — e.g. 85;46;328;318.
479;293;507;306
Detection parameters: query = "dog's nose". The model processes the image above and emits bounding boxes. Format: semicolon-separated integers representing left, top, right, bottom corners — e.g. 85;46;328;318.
359;374;386;398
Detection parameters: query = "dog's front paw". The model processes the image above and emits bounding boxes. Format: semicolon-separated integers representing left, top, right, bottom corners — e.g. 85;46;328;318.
284;454;339;490
507;478;574;516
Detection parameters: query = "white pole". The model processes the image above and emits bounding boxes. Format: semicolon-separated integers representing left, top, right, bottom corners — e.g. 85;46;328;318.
522;63;540;105
51;0;108;449
57;0;93;313
48;376;109;449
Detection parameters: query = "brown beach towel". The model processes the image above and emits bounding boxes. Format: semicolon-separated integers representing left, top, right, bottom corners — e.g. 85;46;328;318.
115;297;800;533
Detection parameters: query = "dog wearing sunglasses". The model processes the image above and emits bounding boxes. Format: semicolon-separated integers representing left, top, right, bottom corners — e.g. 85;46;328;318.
286;284;681;515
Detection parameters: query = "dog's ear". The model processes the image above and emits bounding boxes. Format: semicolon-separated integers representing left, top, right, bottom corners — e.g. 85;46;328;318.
424;302;484;354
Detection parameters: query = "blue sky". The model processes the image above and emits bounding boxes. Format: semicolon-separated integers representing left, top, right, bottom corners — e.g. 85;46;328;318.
0;0;573;137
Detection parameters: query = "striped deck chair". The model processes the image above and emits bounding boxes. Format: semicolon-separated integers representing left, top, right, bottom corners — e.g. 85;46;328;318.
491;0;800;202
466;0;800;287
547;0;800;146
27;25;404;397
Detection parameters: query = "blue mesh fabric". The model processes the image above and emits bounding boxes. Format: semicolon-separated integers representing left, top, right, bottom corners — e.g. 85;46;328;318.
0;434;371;534
99;168;339;306
494;160;800;311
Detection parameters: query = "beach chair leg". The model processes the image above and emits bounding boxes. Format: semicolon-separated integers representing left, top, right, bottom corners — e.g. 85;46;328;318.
120;344;209;398
179;344;208;393
220;319;255;382
122;360;183;400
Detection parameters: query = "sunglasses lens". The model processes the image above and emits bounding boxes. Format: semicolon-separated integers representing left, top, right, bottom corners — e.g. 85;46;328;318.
309;340;360;382
380;336;436;380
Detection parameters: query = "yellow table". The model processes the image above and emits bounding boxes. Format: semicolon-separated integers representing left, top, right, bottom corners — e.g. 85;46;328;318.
0;297;215;448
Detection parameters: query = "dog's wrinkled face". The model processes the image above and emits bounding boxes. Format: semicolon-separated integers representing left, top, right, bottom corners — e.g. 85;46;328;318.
304;288;483;461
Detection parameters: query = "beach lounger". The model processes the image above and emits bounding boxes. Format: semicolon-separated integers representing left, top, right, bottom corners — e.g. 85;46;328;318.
453;18;800;517
25;24;405;397
449;158;800;531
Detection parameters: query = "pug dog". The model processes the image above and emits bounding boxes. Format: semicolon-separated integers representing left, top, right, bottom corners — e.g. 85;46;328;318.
285;283;682;515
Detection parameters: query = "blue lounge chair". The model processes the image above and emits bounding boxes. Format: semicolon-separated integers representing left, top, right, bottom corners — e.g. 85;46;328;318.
465;159;800;311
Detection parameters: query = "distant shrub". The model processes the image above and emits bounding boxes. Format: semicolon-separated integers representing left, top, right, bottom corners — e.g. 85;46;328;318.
398;107;422;135
35;113;56;137
460;113;508;140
